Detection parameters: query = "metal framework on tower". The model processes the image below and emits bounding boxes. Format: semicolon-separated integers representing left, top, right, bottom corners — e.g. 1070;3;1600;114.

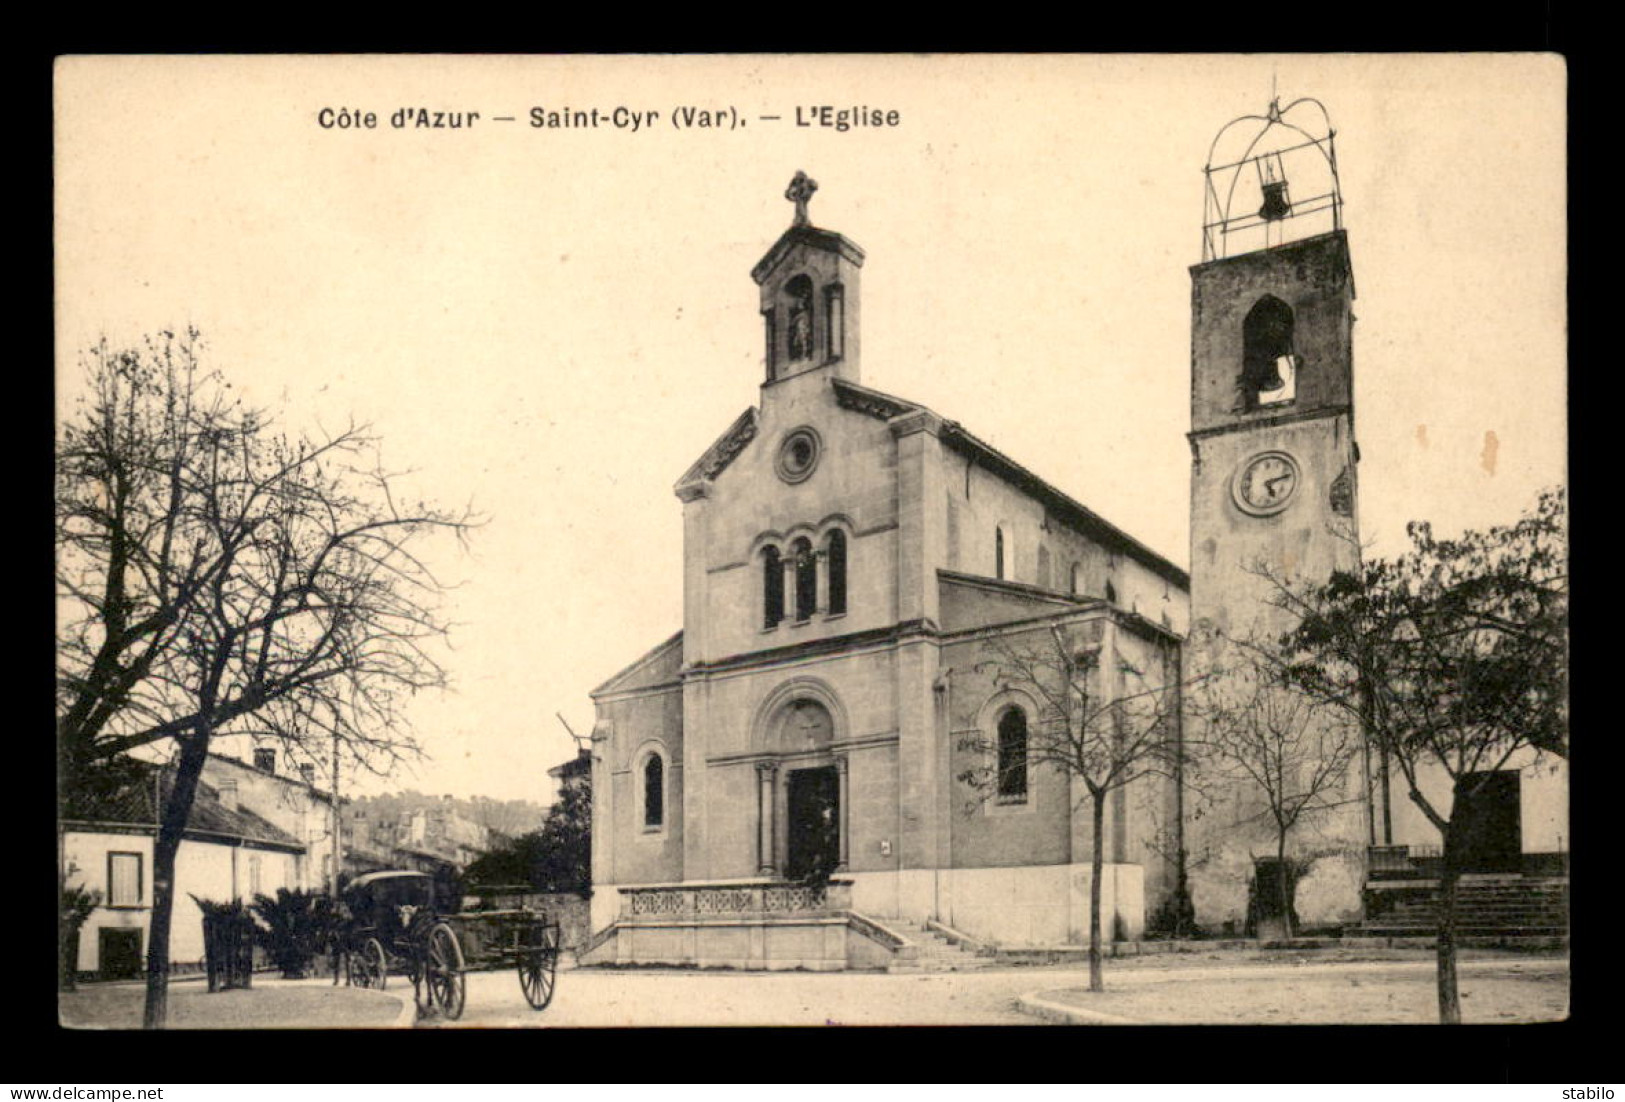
1202;96;1343;261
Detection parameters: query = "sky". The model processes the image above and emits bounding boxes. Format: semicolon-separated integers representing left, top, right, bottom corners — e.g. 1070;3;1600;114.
54;55;1566;803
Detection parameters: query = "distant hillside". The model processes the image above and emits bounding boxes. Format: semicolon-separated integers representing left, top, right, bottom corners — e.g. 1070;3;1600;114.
347;791;551;840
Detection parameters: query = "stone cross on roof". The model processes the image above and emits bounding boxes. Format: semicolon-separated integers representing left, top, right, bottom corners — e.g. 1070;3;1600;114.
785;171;818;227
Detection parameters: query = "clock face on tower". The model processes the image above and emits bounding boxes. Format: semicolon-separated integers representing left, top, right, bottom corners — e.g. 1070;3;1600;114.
1233;451;1300;516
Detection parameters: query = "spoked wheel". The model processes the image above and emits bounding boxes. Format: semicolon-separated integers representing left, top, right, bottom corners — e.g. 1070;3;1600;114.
349;937;388;990
518;924;559;1011
425;923;466;1021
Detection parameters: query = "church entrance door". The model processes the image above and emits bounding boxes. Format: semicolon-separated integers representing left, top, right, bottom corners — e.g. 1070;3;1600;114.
785;766;840;881
1453;770;1521;874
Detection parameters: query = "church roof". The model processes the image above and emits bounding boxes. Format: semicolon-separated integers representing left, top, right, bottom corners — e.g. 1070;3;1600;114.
937;569;1183;643
675;408;758;494
832;379;1190;591
671;374;1188;591
750;225;865;285
591;630;684;697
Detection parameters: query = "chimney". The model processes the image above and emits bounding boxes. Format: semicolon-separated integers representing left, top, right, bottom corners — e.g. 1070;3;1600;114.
217;780;239;813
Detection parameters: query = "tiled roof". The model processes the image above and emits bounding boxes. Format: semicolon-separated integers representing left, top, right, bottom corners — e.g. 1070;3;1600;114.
62;762;303;851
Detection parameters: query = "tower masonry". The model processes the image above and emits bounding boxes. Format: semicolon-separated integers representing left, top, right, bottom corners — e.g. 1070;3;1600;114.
1183;99;1369;935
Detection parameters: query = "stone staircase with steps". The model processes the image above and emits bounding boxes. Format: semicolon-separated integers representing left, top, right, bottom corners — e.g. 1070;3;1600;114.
877;917;994;972
1359;874;1568;941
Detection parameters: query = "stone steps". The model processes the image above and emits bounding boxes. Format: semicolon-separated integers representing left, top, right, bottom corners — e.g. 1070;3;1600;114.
880;919;993;972
1365;929;1566;936
1360;876;1568;939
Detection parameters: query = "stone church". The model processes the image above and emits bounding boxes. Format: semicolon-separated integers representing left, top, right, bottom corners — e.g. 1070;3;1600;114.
581;103;1566;968
585;170;1189;965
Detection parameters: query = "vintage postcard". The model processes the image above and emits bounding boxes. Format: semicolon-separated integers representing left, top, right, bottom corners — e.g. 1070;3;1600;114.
55;54;1566;1030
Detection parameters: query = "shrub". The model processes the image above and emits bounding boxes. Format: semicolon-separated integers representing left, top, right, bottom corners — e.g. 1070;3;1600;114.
59;880;100;990
250;888;337;979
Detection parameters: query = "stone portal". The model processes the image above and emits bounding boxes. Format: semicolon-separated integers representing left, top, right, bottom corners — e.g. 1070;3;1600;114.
786;765;840;880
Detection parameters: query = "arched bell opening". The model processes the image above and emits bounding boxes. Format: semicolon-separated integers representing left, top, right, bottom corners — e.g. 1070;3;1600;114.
1241;295;1299;410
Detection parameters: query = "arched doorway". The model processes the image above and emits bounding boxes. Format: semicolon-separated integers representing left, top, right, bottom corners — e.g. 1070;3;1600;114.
755;691;849;879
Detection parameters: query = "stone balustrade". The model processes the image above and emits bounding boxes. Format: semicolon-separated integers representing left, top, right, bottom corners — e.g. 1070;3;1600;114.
620;879;853;921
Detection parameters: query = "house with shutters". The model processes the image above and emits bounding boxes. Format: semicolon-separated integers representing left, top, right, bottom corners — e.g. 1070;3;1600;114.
60;760;306;980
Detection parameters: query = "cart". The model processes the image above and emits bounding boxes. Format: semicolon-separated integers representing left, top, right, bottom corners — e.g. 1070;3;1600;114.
340;870;560;1020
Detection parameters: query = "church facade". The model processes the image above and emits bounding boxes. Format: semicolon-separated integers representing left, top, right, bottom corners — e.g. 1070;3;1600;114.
587;173;1191;951
585;103;1566;961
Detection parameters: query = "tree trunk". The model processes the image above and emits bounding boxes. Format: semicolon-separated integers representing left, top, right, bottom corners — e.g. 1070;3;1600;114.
1089;794;1105;993
1435;822;1463;1025
142;733;210;1029
1277;830;1294;940
58;822;73;993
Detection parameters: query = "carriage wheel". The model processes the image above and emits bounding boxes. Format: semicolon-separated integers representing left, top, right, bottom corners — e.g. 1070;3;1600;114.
519;925;559;1011
425;923;466;1021
351;938;387;990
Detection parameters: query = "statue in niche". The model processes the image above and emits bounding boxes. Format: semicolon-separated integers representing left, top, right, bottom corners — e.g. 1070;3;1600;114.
788;296;813;361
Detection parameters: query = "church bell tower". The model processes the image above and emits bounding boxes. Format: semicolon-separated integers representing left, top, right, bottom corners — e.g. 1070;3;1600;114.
751;171;865;386
1188;97;1360;649
1182;97;1371;930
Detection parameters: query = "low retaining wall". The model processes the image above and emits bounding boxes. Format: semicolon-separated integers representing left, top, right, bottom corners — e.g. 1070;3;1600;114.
580;880;913;970
600;915;854;971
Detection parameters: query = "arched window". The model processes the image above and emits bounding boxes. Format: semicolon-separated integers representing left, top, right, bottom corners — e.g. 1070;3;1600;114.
996;707;1028;802
1242;295;1298;410
643;753;664;830
786;275;815;363
825;529;847;615
762;546;784;627
995;527;1007;580
1069;562;1082;595
1037;545;1052;590
792;536;817;621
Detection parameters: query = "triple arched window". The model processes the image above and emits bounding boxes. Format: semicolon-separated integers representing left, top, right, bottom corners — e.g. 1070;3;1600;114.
759;524;852;628
761;546;784;627
826;530;848;615
792;537;817;621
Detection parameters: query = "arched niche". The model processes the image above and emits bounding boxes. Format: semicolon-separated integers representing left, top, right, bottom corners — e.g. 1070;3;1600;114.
750;677;848;757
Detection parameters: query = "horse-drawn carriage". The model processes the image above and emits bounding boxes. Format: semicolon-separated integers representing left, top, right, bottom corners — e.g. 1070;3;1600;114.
340;870;560;1020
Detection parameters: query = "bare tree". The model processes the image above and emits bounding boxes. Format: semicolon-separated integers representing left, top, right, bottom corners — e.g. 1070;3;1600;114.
959;621;1193;992
1265;488;1566;1023
56;330;475;1027
1196;652;1361;938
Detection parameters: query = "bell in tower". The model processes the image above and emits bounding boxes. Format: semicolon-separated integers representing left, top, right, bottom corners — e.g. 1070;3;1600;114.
1202;96;1341;259
1184;95;1366;934
1257;151;1292;222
